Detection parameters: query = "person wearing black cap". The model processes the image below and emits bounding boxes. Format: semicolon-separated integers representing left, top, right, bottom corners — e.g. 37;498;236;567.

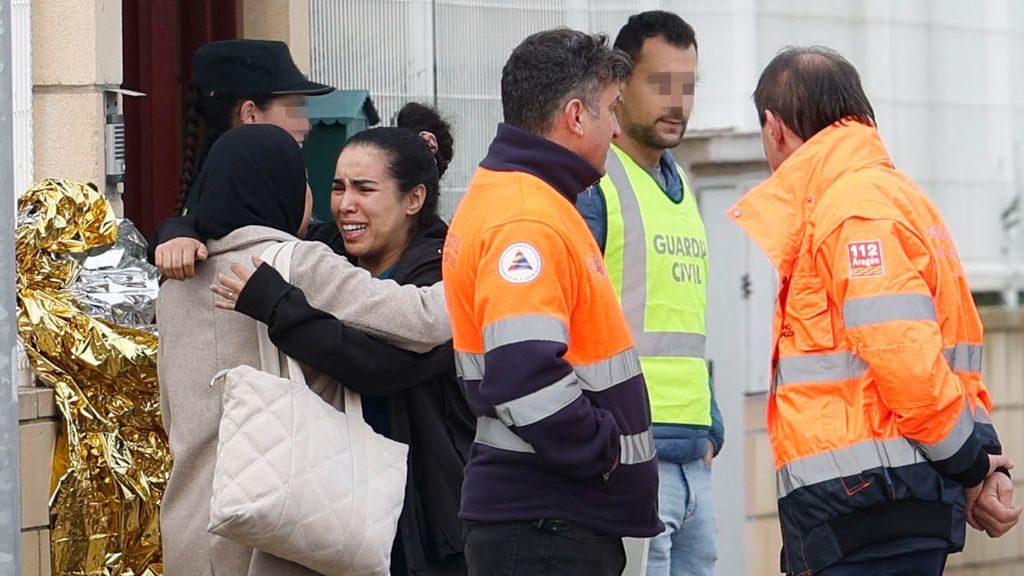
178;39;334;215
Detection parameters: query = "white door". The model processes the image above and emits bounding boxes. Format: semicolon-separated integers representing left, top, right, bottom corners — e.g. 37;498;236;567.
695;178;775;576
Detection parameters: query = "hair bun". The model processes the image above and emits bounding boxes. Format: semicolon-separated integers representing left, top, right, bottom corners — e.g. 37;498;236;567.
396;102;454;178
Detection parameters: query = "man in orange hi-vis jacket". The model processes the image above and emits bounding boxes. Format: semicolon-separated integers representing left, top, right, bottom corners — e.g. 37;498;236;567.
444;29;662;576
729;46;1021;575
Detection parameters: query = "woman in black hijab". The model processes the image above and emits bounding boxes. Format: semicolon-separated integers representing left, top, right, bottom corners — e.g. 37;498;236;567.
192;123;310;240
156;123;325;576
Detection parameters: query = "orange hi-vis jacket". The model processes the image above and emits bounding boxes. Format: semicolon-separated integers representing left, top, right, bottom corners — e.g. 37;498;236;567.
443;123;662;538
729;121;1002;574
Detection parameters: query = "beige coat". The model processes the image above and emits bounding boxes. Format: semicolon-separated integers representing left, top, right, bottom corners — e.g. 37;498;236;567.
156;225;449;576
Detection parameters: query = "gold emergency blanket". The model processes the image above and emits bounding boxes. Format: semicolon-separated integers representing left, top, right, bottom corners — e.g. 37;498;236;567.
15;179;168;576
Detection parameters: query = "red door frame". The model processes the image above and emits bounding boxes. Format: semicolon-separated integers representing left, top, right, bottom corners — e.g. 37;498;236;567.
180;0;241;100
122;0;239;237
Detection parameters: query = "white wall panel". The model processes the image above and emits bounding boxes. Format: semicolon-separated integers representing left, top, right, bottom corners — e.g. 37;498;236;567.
11;0;32;196
309;0;1024;292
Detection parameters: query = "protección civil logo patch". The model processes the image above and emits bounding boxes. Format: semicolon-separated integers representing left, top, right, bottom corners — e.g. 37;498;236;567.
847;240;885;278
498;242;542;284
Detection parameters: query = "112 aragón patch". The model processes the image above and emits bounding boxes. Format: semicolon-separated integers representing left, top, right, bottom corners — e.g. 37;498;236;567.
847;240;885;278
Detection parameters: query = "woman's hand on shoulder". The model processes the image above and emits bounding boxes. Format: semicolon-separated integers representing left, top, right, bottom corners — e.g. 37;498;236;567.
210;256;263;310
155;237;208;280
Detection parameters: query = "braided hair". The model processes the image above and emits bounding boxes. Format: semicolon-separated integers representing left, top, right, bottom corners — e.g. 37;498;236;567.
176;84;275;214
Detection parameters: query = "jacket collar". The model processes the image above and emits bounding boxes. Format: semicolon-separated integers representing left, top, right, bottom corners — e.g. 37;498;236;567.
610;143;685;202
392;215;448;284
480;123;603;203
206;225;297;257
727;120;894;276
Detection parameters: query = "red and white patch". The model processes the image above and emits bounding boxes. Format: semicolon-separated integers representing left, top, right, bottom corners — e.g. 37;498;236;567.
847;240;885;278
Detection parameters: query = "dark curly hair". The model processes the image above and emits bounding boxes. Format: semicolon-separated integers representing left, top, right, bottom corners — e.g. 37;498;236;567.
396;102;454;179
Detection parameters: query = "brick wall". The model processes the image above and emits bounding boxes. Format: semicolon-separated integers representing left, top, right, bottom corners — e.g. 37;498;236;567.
18;383;56;576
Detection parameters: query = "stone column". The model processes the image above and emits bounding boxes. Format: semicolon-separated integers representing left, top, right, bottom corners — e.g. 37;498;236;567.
241;0;311;74
32;0;123;215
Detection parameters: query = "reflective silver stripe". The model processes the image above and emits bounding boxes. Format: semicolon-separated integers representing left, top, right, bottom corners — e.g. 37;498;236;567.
619;429;657;465
632;331;706;359
493;373;581;427
575;348;642;392
483;314;568;351
974;404;992;425
455;352;485;381
776;351;867;385
776;343;983;387
475;417;656;467
777;438;926;498
459;348;643;392
605;151;706;360
943;344;983;374
474;416;535;453
843;294;937;328
916;403;975;461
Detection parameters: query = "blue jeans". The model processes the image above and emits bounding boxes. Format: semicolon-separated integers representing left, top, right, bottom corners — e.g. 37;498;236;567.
645;458;717;576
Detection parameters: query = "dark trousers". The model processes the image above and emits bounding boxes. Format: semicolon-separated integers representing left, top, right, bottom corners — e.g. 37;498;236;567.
817;549;948;576
464;520;626;576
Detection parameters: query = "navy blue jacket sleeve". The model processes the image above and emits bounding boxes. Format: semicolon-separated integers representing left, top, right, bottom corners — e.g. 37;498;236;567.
708;376;725;456
576;184;607;252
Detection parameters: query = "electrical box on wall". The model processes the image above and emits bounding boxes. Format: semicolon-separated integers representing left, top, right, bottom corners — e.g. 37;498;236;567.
103;88;145;185
105;113;126;183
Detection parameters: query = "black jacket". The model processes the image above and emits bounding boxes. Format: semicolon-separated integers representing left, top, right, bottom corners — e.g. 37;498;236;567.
234;216;472;576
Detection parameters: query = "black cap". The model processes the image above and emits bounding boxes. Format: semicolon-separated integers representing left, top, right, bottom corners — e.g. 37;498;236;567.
192;39;334;98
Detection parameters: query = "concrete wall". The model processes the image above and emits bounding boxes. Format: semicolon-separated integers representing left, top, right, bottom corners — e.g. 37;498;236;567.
18;379;57;576
20;3;124;567
241;0;310;74
31;0;122;214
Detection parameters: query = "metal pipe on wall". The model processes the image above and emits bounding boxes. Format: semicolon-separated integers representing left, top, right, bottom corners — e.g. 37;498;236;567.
0;0;24;571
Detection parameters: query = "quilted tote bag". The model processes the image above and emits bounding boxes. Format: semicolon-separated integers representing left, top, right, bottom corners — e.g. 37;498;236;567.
208;240;409;576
